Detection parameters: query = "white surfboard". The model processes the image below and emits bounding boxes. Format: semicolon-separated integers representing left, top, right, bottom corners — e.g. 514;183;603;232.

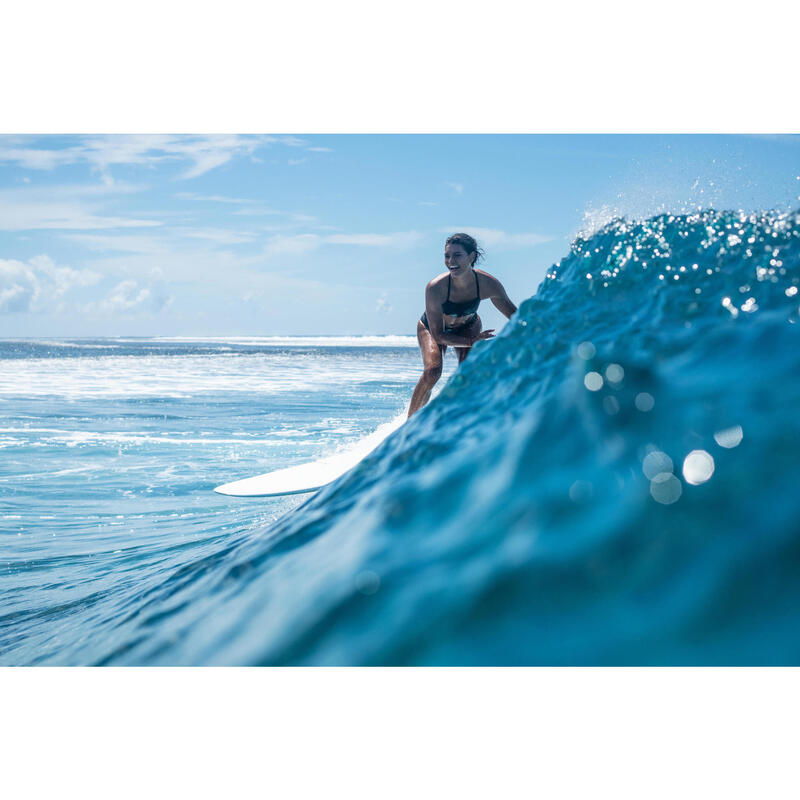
214;413;406;497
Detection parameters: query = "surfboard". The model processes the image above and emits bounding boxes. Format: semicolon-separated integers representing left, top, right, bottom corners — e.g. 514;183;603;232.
214;413;406;497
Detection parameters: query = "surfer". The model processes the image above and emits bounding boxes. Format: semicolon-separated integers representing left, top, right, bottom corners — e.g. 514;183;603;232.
408;232;517;417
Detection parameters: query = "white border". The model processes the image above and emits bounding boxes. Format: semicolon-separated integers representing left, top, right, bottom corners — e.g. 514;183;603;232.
2;1;799;132
3;668;798;799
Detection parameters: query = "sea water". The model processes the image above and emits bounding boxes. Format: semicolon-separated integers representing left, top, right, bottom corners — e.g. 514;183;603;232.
2;208;799;665
0;337;431;664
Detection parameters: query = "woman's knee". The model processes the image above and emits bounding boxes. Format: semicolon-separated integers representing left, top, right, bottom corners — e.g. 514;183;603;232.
423;364;442;384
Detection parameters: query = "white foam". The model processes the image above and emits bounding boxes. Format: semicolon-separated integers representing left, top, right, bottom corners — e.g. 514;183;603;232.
14;340;121;349
144;335;418;347
0;351;426;398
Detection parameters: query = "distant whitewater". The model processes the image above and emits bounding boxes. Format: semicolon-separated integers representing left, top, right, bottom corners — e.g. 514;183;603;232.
2;209;799;664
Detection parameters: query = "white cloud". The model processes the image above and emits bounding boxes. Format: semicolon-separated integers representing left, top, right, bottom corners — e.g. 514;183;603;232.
174;193;251;204
0;255;102;313
264;234;322;256
0;199;161;231
100;280;152;312
180;151;236;180
376;292;392;313
307;147;333;153
440;226;553;249
288;158;308;166
232;207;317;227
0;146;81;170
448;182;464;195
81;279;173;315
0;134;308;182
69;227;257;249
0;184;160;231
326;231;423;247
263;230;424;257
0;261;37;312
177;228;257;245
62;233;171;254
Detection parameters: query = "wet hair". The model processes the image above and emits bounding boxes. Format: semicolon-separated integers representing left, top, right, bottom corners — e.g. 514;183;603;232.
445;232;484;267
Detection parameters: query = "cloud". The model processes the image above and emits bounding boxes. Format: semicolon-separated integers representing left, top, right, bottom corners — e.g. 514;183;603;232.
262;230;423;257
180;151;236;180
288;158;308;166
418;201;438;206
82;278;172;315
326;231;423;247
0;183;160;231
264;234;322;256
232;207;317;226
440;226;553;249
62;233;171;254
177;228;257;245
174;193;252;204
99;280;152;312
0;134;308;182
375;292;392;313
0;254;102;313
307;147;333;153
447;182;464;195
0;199;161;231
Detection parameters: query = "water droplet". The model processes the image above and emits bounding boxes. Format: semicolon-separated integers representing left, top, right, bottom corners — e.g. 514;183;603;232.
714;426;743;448
577;341;596;360
569;480;594;503
682;450;715;485
584;372;603;391
635;392;655;412
355;571;380;595
643;451;673;480
650;473;682;504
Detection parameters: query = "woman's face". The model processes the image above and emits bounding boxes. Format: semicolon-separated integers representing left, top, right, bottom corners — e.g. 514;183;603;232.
444;243;474;274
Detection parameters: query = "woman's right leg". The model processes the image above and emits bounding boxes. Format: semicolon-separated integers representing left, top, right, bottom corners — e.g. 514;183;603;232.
408;320;445;417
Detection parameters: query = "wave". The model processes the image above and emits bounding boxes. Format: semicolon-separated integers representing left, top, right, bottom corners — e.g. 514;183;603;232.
200;208;800;665
6;208;800;665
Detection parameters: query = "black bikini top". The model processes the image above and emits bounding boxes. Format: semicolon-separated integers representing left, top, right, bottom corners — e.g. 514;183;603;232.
441;271;481;317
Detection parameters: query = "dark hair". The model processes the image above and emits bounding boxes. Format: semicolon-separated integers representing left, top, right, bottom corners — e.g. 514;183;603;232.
446;232;484;267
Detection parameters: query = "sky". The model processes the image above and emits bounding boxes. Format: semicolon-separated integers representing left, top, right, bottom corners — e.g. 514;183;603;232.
1;133;798;338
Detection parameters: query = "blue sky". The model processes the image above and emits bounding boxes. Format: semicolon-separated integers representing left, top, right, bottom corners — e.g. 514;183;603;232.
1;134;798;337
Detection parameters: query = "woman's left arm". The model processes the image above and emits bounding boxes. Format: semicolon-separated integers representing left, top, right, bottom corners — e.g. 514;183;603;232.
485;275;517;319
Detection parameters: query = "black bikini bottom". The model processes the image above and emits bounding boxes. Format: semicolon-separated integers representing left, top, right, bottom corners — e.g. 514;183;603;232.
420;311;477;335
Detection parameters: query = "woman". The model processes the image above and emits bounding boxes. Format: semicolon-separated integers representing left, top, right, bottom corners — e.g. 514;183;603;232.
408;232;517;417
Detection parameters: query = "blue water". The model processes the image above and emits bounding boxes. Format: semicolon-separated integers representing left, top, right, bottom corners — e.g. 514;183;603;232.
2;209;800;665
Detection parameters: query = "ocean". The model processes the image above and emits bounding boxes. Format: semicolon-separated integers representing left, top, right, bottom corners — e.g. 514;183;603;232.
2;208;799;665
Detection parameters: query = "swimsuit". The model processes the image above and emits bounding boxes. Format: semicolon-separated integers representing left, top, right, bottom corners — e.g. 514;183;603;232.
420;271;481;333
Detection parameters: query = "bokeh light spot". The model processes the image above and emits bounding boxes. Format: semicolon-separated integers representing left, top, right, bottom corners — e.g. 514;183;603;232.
584;371;603;391
714;425;743;448
643;450;673;480
650;473;682;504
682;450;715;485
354;571;380;595
577;341;596;360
